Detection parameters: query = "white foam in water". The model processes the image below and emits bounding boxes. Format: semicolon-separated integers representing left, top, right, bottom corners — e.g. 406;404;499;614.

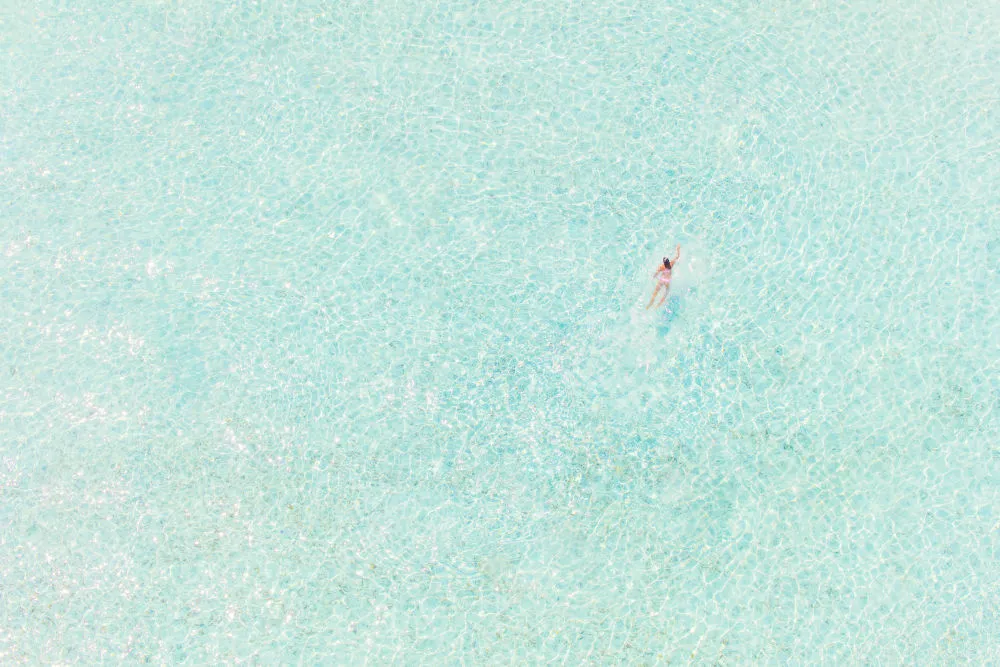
670;241;710;295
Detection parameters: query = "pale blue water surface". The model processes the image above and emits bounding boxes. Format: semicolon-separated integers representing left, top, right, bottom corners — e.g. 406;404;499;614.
2;0;999;663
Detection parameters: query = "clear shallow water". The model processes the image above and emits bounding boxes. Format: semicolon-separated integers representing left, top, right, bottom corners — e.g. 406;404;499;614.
2;0;998;662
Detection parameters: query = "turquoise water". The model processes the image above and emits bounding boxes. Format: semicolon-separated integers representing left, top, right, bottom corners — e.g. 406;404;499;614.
2;0;998;662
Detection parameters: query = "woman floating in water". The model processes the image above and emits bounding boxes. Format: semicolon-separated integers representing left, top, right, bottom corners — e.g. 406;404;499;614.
646;244;680;310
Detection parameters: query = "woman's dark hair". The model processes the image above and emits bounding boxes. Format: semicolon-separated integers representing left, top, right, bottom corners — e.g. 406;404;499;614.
663;257;671;269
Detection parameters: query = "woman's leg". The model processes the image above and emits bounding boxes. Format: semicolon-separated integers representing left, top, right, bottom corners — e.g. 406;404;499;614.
646;284;662;309
657;286;670;307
